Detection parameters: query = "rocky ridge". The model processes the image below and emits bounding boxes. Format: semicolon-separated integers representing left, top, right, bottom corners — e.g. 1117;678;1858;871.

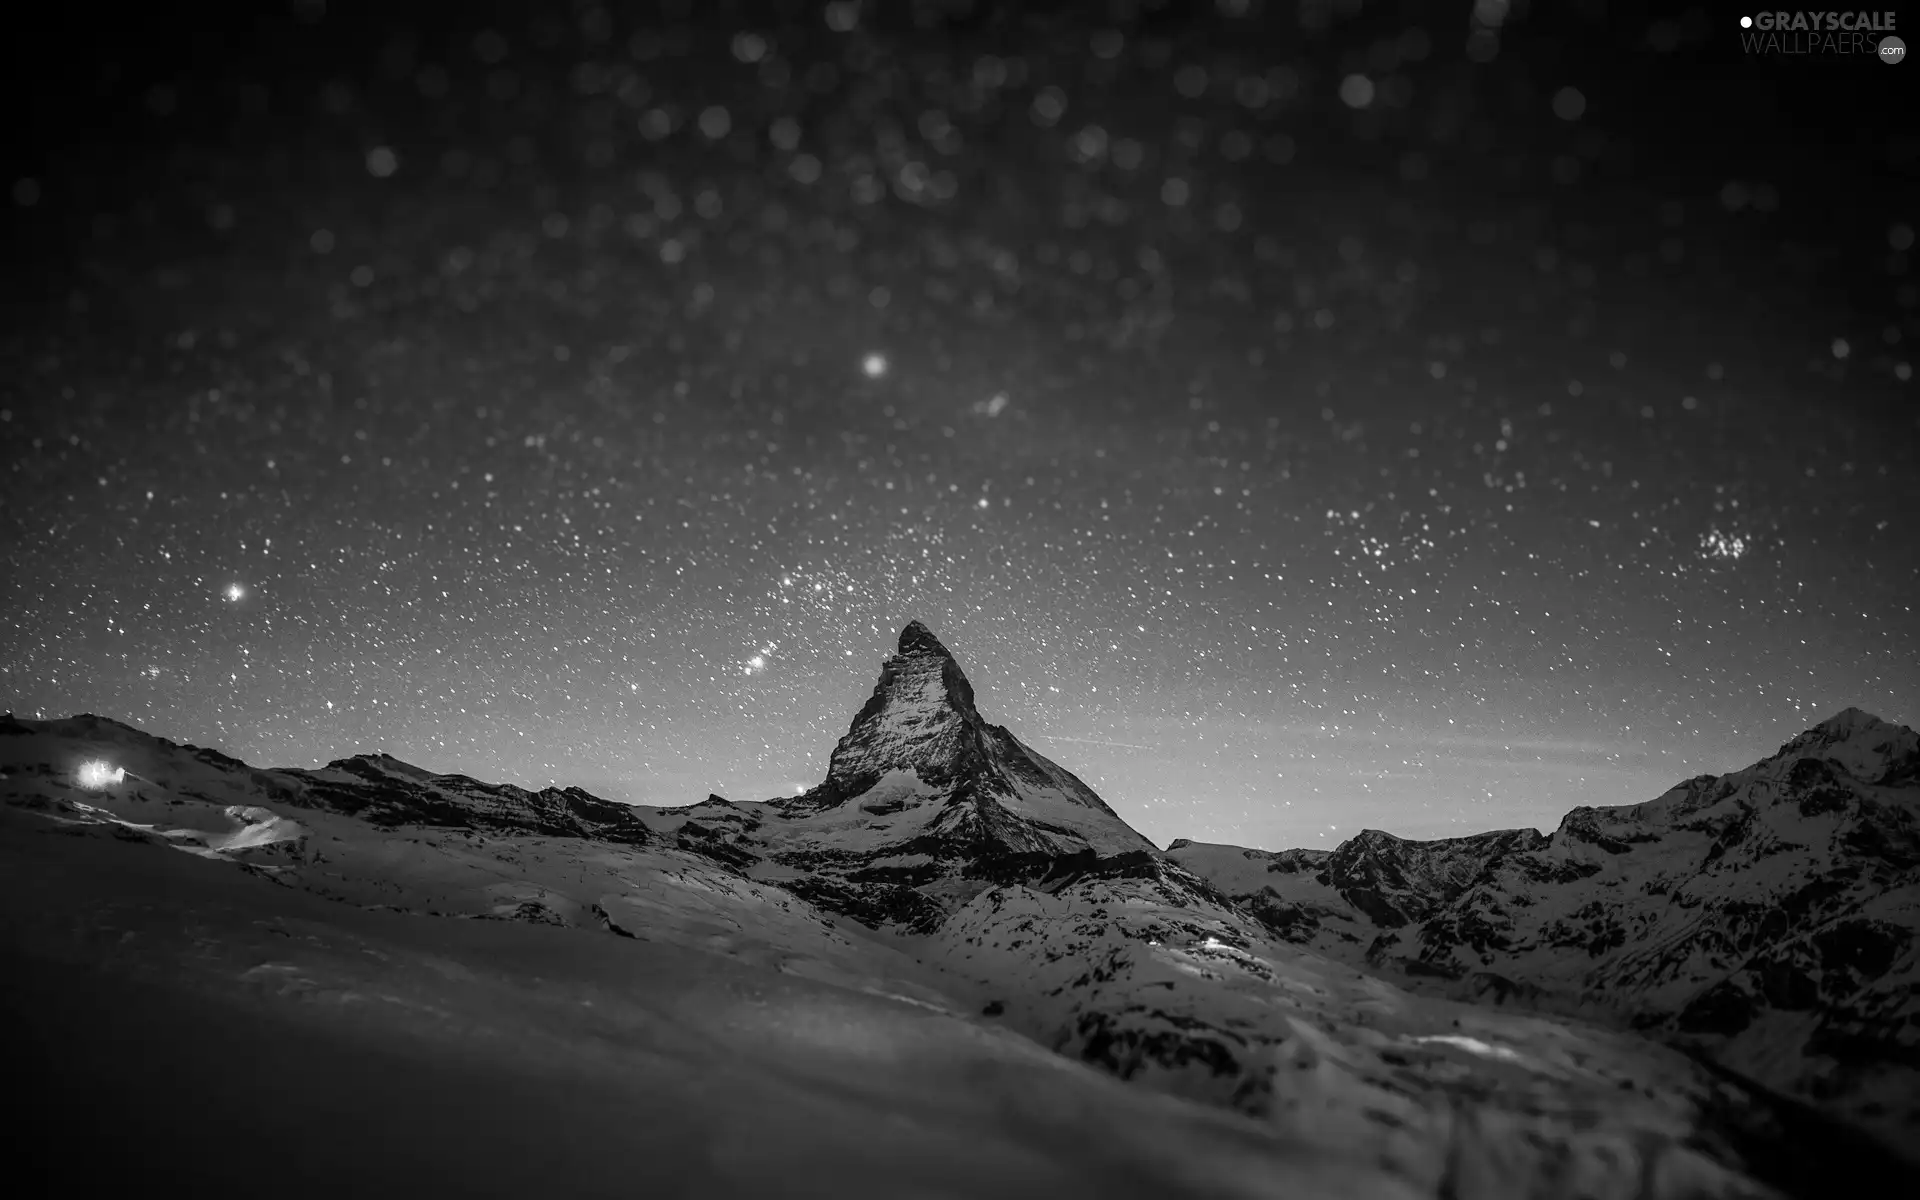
1168;709;1920;1152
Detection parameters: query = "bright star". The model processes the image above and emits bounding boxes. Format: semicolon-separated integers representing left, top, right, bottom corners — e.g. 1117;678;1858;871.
861;353;888;378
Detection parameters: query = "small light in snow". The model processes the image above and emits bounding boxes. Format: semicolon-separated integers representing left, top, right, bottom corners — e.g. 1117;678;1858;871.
1411;1034;1526;1063
861;353;889;378
225;583;246;601
1832;338;1851;360
77;761;125;789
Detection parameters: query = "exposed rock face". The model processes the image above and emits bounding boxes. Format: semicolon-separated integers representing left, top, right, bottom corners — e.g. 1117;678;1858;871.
807;619;989;800
794;621;1144;840
1170;708;1920;1154
293;753;657;843
682;620;1158;930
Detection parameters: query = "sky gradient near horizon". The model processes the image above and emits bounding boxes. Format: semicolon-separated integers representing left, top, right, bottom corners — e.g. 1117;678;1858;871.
4;3;1916;851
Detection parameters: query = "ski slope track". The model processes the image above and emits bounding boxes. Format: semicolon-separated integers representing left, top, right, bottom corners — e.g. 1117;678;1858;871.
3;623;1913;1199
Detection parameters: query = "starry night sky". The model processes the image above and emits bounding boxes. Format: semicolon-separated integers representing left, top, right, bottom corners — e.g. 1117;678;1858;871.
3;1;1916;851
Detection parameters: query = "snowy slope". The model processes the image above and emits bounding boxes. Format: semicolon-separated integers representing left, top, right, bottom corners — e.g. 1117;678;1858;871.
0;813;1395;1199
3;634;1915;1198
915;847;1920;1200
1170;709;1920;1153
921;857;1787;1199
0;714;1400;1200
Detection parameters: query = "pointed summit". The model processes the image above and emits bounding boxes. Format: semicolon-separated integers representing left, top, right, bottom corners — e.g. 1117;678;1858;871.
1777;707;1910;760
810;622;984;802
1772;707;1916;786
1810;707;1892;738
786;623;1152;862
898;619;954;659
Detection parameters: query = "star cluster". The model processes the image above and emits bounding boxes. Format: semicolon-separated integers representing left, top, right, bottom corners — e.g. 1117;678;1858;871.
2;2;1914;850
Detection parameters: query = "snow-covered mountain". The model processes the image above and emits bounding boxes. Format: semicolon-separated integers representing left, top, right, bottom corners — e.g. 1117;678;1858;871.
3;626;1914;1199
639;621;1156;931
1168;708;1920;1155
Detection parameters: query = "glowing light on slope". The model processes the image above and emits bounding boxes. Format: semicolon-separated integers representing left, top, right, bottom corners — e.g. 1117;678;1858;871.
1410;1034;1526;1063
225;583;247;601
861;353;888;378
77;761;125;789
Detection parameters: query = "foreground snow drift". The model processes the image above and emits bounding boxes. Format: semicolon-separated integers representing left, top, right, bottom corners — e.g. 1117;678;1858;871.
0;804;1401;1200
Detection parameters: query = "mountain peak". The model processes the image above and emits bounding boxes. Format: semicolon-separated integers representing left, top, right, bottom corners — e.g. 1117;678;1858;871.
1810;707;1892;739
897;620;954;659
1771;707;1917;787
787;624;1153;860
807;623;984;802
1776;707;1910;761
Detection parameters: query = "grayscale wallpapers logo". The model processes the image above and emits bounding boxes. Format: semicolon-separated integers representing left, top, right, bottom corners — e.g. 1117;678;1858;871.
1736;11;1905;59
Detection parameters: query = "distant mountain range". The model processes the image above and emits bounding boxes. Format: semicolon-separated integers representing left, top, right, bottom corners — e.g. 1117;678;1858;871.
3;622;1913;1199
1167;706;1920;1145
